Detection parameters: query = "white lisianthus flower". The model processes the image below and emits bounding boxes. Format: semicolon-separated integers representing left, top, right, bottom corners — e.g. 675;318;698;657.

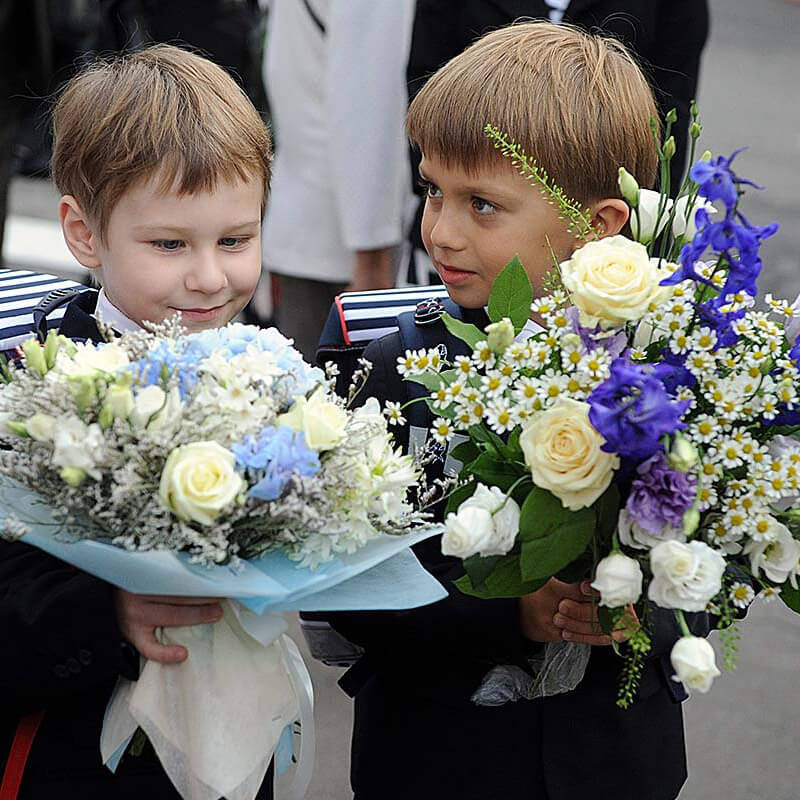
52;417;105;480
648;540;726;611
486;318;515;353
743;520;800;584
519;397;619;510
159;441;243;526
559;235;674;329
106;384;135;420
26;412;57;442
670;636;720;693
618;508;686;550
672;195;716;241
130;385;183;431
278;389;348;451
630;189;672;244
442;484;521;558
63;341;130;376
591;552;643;607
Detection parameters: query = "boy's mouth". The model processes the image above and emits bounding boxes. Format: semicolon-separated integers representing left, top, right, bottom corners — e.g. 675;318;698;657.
437;263;475;286
170;303;227;323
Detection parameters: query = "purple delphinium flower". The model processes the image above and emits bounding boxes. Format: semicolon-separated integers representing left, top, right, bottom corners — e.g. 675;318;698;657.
233;425;321;501
625;451;697;535
588;358;689;461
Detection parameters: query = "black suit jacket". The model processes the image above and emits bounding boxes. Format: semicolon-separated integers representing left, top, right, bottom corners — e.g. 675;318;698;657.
325;306;694;800
1;292;274;799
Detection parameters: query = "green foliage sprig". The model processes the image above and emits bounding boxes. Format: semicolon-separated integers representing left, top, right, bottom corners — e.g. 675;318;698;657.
616;622;653;710
485;123;596;242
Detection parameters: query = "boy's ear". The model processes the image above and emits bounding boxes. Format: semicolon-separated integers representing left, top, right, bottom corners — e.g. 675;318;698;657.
589;198;629;239
59;195;103;270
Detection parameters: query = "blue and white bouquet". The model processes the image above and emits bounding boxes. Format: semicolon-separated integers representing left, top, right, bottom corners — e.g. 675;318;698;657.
0;319;443;800
394;117;800;707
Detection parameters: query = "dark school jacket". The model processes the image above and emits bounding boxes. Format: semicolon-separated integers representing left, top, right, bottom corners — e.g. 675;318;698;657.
323;303;701;800
0;290;274;800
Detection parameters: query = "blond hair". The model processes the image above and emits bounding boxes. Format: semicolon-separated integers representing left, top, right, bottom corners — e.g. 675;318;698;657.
52;44;272;240
407;21;658;203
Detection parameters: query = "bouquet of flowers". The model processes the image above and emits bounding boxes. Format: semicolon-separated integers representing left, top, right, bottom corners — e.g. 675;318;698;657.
0;319;444;800
394;112;800;707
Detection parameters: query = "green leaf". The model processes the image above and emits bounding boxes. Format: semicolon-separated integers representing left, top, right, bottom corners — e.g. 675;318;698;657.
404;367;458;392
449;440;480;465
487;256;533;333
455;555;547;598
462;553;504;590
516;487;596;580
593;484;621;548
468;425;506;456
467;453;526;491
444;480;477;516
780;583;800;614
597;606;617;636
441;313;484;349
555;550;594;584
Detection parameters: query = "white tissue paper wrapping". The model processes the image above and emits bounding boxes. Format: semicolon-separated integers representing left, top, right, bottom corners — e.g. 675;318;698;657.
101;601;311;800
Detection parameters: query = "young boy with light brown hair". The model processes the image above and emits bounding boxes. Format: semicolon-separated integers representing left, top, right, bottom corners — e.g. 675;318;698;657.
0;45;275;799
325;21;697;800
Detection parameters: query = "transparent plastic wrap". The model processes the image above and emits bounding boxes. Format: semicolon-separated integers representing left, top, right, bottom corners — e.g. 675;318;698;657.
471;641;591;706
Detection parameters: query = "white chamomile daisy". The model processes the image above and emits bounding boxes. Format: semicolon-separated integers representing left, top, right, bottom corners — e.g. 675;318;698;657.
431;417;455;444
383;401;406;426
729;582;755;609
471;341;496;370
486;399;515;434
759;586;781;603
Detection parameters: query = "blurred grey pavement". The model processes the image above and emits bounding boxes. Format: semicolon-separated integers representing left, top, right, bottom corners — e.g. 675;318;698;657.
4;1;800;798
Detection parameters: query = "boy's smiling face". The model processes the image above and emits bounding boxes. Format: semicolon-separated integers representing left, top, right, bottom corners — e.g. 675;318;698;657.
61;173;263;331
419;152;580;309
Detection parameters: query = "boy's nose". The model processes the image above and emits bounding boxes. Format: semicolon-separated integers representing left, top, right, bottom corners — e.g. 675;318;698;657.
428;204;465;253
185;251;228;294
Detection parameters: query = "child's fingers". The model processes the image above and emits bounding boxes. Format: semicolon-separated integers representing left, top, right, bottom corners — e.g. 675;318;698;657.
140;595;223;606
140;601;224;628
135;629;189;664
560;630;613;646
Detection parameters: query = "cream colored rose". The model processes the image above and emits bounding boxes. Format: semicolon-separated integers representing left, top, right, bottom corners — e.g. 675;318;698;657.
159;441;243;526
519;398;619;510
560;235;674;329
278;389;347;451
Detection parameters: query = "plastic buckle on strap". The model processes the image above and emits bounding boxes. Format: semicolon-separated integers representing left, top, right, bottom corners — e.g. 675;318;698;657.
33;287;84;343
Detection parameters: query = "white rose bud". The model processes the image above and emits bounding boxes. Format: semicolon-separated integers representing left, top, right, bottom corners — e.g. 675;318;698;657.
461;483;520;557
630;189;672;245
519;397;619;510
130;385;182;431
106;384;135;420
591;553;643;607
278;389;348;451
672;195;716;241
441;505;494;559
485;318;515;353
670;636;720;693
648;540;726;612
26;412;57;442
559;235;674;330
667;435;699;472
617;167;640;208
159;441;243;526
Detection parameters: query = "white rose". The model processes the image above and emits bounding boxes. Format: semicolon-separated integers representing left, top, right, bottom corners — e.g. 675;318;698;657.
485;318;515;353
672;195;716;241
52;417;105;480
670;636;720;693
560;235;674;329
461;483;520;557
278;389;347;451
743;520;800;584
441;505;494;559
130;385;182;431
630;189;672;245
591;552;643;607
26;412;57;442
159;441;243;526
618;508;686;550
519;398;619;510
648;540;726;611
68;341;130;375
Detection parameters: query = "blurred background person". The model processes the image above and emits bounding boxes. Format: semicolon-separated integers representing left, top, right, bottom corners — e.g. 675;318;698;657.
404;0;710;284
261;0;416;360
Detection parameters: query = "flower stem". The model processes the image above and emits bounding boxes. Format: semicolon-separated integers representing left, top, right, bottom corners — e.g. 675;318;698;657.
675;609;692;637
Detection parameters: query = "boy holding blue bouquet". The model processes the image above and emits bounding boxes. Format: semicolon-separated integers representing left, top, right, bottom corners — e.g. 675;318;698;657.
1;46;273;798
324;22;702;800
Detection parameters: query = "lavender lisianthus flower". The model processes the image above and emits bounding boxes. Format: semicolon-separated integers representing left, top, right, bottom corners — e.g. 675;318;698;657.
625;451;697;535
233;425;321;501
588;358;689;461
566;306;627;357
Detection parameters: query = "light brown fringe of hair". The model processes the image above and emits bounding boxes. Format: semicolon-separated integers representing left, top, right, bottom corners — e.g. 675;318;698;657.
407;21;659;204
51;44;272;241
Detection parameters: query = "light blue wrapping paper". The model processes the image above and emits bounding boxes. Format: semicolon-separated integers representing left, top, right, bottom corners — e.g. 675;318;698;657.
0;476;446;612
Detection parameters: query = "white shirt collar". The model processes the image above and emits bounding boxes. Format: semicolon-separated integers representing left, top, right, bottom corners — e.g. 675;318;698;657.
516;318;544;342
93;288;141;334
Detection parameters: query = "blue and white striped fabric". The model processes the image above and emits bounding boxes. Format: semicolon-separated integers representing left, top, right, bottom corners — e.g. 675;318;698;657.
338;284;449;344
0;269;83;351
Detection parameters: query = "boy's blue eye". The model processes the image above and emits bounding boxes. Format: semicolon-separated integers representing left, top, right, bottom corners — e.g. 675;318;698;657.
418;179;442;200
472;197;497;215
153;239;184;251
219;236;248;248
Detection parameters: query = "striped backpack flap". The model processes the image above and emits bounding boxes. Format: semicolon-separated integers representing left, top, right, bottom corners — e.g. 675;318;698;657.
317;284;450;394
0;269;85;355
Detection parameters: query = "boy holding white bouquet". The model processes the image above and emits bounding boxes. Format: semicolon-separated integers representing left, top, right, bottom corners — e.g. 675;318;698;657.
0;46;274;799
323;22;710;800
